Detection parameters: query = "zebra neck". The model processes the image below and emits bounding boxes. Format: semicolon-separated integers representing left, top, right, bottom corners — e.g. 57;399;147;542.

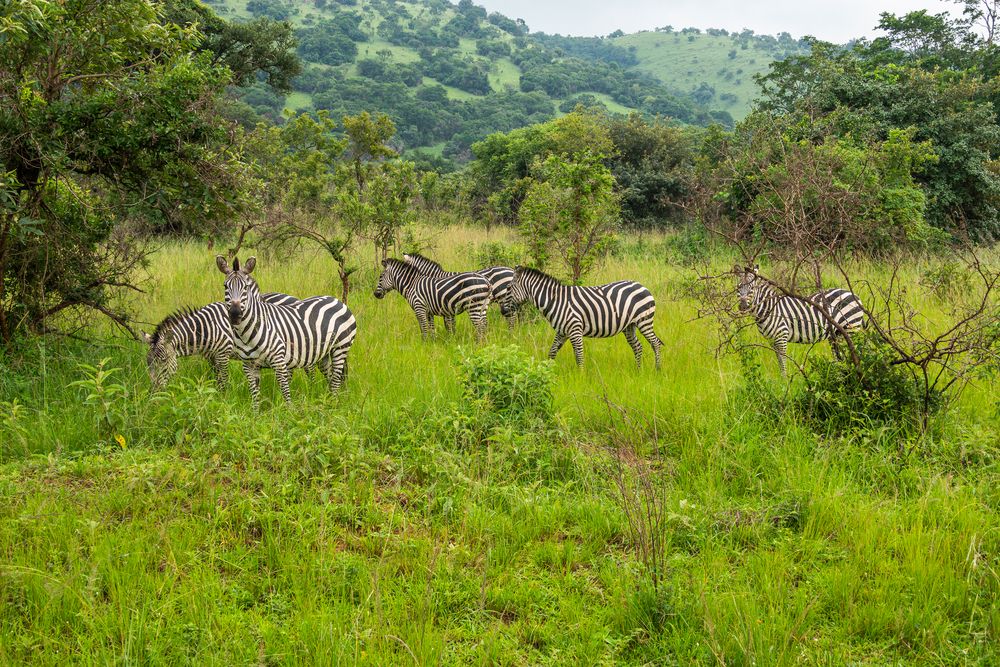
524;277;558;315
232;285;266;334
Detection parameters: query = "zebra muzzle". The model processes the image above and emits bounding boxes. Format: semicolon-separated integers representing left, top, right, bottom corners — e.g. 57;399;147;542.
228;303;243;322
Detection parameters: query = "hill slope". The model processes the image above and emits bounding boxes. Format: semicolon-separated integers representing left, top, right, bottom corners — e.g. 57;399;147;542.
206;0;805;160
611;28;808;120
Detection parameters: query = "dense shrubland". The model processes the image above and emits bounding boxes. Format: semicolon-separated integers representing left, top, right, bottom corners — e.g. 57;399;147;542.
1;0;1000;663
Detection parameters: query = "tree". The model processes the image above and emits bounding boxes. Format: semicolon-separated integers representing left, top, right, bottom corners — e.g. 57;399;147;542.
164;1;301;91
0;0;268;341
519;153;620;283
342;112;397;190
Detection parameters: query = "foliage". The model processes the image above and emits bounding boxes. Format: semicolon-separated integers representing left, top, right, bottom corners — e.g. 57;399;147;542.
0;0;293;340
165;1;301;91
755;28;1000;241
519;153;620;283
458;345;554;424
797;333;944;436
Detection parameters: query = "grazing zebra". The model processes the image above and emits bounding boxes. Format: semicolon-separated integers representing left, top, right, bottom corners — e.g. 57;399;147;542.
504;267;663;368
143;292;308;392
735;264;867;376
402;252;517;329
374;258;491;340
216;256;357;406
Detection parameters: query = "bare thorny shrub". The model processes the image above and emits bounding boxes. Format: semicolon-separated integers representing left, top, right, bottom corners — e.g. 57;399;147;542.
602;398;673;613
687;130;1000;432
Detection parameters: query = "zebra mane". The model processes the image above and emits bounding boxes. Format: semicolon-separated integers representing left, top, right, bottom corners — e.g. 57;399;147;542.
384;257;420;275
516;266;562;285
149;306;201;347
403;252;445;272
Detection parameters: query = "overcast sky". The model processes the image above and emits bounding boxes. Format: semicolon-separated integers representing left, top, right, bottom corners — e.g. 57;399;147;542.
471;0;958;43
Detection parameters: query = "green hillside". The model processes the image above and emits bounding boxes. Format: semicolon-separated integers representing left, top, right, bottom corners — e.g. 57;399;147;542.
611;28;808;120
205;0;804;160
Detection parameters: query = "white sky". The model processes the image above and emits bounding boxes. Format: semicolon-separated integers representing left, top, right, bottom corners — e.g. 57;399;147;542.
471;0;960;43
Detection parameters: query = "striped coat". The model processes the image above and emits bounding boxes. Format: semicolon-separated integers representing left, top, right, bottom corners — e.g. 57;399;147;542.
217;256;357;406
143;292;307;392
374;258;491;340
736;265;867;376
505;267;663;368
402;252;516;329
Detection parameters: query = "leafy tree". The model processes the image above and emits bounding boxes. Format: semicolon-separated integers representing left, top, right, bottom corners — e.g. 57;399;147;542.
519;153;620;283
246;0;290;21
0;0;261;340
342;112;397;189
164;1;301;91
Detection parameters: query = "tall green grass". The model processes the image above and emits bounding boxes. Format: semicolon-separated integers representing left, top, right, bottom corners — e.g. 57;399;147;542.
0;226;997;664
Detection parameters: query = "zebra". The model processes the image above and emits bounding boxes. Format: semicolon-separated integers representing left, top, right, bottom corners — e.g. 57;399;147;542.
142;292;309;392
216;256;357;406
735;264;867;376
504;266;663;368
374;258;491;340
402;252;517;329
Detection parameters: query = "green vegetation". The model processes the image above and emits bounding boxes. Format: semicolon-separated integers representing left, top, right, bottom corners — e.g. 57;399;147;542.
3;1;1000;663
611;27;808;119
1;233;998;663
209;0;782;160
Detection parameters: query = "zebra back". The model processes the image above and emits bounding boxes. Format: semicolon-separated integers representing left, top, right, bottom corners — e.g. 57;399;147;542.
511;267;656;337
404;252;514;305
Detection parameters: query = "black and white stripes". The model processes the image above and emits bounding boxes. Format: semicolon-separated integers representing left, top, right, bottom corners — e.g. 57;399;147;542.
504;267;663;368
374;258;491;340
217;256;357;406
735;265;867;376
403;252;516;329
143;292;304;392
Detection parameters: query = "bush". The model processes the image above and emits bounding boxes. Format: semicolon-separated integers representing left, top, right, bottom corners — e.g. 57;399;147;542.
797;333;944;435
473;240;522;268
459;345;554;424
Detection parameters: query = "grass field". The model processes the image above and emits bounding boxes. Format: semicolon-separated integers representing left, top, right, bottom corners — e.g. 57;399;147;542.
611;31;805;120
0;226;998;663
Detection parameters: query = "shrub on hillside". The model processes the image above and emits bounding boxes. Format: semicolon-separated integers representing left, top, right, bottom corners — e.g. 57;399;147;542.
459;345;553;423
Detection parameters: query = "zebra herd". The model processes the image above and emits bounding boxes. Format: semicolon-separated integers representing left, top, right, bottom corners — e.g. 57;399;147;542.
143;254;867;406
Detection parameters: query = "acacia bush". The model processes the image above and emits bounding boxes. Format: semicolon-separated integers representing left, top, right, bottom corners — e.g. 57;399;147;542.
797;333;944;436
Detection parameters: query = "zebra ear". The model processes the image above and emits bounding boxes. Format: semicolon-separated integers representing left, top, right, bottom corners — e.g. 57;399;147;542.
382;258;390;266
141;331;152;344
732;264;741;274
753;263;760;272
216;255;231;275
244;257;256;274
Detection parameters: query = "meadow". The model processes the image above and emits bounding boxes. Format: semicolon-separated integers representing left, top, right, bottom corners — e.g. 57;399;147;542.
0;226;997;664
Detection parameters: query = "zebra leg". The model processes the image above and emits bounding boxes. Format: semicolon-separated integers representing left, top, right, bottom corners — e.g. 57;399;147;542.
774;338;789;377
275;364;292;404
830;336;844;361
471;305;488;342
242;363;262;409
638;320;663;370
505;311;516;332
212;353;229;392
327;347;349;394
624;324;643;369
549;332;568;360
413;304;432;340
570;333;585;368
443;314;456;334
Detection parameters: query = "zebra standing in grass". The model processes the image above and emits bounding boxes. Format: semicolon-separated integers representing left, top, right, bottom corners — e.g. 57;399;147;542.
735;264;867;376
402;252;517;329
216;256;357;406
504;267;663;368
143;292;309;392
374;258;491;340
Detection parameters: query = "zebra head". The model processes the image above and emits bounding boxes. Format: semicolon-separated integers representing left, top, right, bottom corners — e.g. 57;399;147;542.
142;328;178;392
374;258;406;299
402;252;446;277
735;264;763;312
216;255;257;323
502;266;530;316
